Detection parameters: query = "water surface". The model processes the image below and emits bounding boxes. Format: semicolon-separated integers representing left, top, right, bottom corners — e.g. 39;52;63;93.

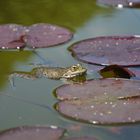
0;1;140;140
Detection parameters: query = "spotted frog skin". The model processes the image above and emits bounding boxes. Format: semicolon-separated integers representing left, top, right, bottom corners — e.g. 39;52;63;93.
10;64;87;80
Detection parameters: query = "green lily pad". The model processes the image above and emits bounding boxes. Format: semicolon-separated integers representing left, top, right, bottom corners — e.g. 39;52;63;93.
55;78;140;125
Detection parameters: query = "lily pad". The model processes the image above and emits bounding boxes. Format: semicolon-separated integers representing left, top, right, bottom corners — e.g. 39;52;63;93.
69;36;140;66
0;24;25;49
97;0;140;8
24;23;73;48
0;126;65;140
0;23;73;49
64;137;97;140
55;78;140;124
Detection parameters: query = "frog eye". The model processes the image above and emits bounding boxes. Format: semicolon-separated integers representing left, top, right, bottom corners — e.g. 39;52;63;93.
43;72;48;77
72;65;77;68
71;65;77;71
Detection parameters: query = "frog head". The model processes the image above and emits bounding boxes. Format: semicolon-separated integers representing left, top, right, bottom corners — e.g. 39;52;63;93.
62;64;87;78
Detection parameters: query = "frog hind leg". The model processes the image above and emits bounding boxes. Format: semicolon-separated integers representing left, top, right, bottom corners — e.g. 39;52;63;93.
9;75;16;89
9;72;37;89
10;72;37;80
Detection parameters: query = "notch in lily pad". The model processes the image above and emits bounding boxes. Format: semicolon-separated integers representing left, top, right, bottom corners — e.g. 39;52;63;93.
0;23;73;50
69;36;140;66
0;24;26;50
55;78;140;125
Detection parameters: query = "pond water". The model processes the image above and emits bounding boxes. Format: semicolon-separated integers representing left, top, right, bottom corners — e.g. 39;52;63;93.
0;0;140;140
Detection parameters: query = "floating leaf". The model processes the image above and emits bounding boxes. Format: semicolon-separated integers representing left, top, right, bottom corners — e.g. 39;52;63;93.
99;65;135;78
97;0;140;8
0;23;73;49
24;23;73;48
64;136;97;140
0;24;25;49
55;78;140;124
0;126;65;140
69;36;140;66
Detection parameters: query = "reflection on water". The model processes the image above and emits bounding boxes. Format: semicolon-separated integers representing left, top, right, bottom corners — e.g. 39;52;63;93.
0;0;110;29
0;51;32;89
0;0;140;140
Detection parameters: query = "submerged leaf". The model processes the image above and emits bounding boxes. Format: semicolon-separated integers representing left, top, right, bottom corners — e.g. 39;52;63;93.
69;36;140;66
55;78;140;124
99;65;135;78
0;126;65;140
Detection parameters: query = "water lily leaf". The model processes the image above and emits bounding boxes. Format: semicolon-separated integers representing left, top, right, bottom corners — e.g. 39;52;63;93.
0;24;25;49
97;0;140;8
55;78;140;124
99;65;135;79
0;126;65;140
0;23;73;49
69;36;140;66
24;23;73;48
64;137;97;140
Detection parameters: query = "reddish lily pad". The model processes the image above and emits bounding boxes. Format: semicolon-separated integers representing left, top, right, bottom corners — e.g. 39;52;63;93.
0;126;65;140
0;24;25;49
64;137;97;140
0;23;73;49
97;0;140;8
55;78;140;124
69;36;140;66
99;65;135;79
24;23;73;48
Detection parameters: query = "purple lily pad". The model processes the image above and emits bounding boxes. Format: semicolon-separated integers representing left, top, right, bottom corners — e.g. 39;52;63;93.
0;24;25;49
0;126;65;140
97;0;140;8
69;36;140;66
24;23;73;48
55;78;140;124
0;23;73;49
64;137;97;140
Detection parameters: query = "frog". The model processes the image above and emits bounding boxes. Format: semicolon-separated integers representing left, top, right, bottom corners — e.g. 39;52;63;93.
9;64;87;80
